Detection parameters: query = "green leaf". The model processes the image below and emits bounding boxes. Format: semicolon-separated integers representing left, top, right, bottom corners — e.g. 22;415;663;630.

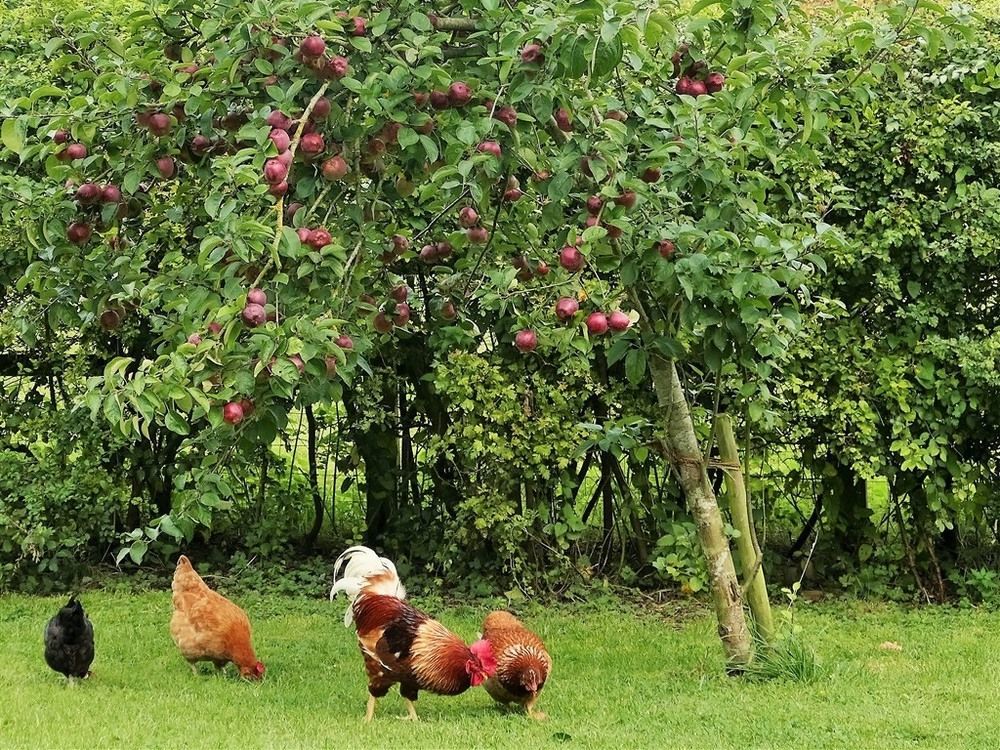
625;349;647;385
1;118;26;155
128;541;148;565
164;411;190;435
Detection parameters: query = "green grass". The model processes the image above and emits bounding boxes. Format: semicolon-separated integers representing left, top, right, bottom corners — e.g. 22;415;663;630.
2;593;999;749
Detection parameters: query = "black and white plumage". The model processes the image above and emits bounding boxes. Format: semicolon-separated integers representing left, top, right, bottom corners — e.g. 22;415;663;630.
43;595;94;680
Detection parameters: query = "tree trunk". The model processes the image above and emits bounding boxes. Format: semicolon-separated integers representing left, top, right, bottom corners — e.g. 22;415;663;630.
303;404;324;550
648;356;752;671
716;414;773;642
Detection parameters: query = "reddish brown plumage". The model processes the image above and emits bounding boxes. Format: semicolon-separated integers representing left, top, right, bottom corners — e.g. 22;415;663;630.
481;611;551;717
352;593;487;699
170;555;264;679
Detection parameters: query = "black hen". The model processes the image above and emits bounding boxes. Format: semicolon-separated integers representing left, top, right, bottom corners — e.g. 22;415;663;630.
44;596;95;680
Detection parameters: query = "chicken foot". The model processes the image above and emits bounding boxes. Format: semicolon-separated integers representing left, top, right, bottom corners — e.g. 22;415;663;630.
364;696;377;723
524;696;547;721
401;699;419;721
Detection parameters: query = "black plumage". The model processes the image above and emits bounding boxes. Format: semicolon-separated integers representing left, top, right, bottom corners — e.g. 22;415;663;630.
43;596;94;679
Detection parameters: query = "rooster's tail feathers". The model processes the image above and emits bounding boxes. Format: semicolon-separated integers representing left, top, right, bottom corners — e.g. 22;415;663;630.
329;546;406;627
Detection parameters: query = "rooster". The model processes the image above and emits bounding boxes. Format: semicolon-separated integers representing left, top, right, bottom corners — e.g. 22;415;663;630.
329;545;497;722
170;555;265;680
481;611;551;719
44;595;95;683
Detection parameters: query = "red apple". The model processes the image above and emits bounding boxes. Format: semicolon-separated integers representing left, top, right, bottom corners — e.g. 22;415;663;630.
263;159;288;184
336;334;354;350
586;195;603;215
642;167;661;183
64;143;88;160
559;245;584;272
555;296;579;321
706;71;725;93
608;311;631;332
309;228;333;249
514;329;537;353
67;222;92;245
267;110;293;131
520;43;543;64
207;322;223;335
247;288;267;306
242;303;267;327
615;191;637;209
458;207;479;228
76;183;101;205
156;155;176;178
187;333;203;345
300;34;326;59
297;227;314;244
326;56;349;79
477;140;502;158
101;184;122;203
448;81;472;106
269;128;291;153
554;107;573;132
390;285;409;303
393;302;411;326
300;132;325;158
312;97;332;119
373;311;393;333
657;239;676;258
352;17;367;36
147;113;172;136
586;312;609;335
467;227;488;244
223;401;244;424
322;155;349;180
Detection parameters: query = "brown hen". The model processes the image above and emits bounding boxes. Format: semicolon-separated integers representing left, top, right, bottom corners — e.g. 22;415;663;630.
481;611;551;719
170;555;265;680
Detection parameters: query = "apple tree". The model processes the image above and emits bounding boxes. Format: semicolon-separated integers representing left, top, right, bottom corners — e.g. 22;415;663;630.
1;0;969;665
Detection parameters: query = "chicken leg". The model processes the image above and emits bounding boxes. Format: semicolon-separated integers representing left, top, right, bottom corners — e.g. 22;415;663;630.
525;696;547;721
364;696;377;723
402;699;419;721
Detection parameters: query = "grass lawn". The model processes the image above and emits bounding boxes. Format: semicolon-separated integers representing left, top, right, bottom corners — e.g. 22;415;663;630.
1;592;998;749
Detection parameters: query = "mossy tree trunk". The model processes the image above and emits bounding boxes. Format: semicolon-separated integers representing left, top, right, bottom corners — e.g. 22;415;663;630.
648;356;752;671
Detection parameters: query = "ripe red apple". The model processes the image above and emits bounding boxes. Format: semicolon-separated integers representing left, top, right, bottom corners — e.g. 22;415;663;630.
430;90;450;110
336;334;354;349
67;222;92;245
688;79;708;97
642;167;661;183
458;207;479;228
494;105;518;129
440;301;457;320
247;288;267;306
373;311;393;333
268;181;289;197
584;215;600;229
191;134;212;155
53;130;69;144
223;401;244;424
312;97;332;120
322;155;349;180
393;302;411;326
586;312;609;335
276;150;294;167
676;77;694;96
536;261;550;276
239;398;255;416
392;234;409;253
608;311;631;332
309;228;333;249
533;170;551;182
187;333;203;345
285;202;304;221
514;329;537;353
520;43;543;64
64;143;88;160
467;227;488;244
448;81;472;106
156;155;176;178
615;191;637;209
352;17;367;36
477;140;502;158
559;245;584;272
326;56;350;79
419;244;437;264
504;188;523;202
605;223;623;240
297;227;313;245
390;285;409;303
657;239;676;258
413;91;429;107
554;108;573;132
266;110;293;130
207;321;223;335
76;183;101;205
147;113;172;136
555;296;579;321
300;34;326;59
416;117;436;135
101;184;122;203
263;159;288;184
300;132;325;158
269;128;291;153
586;195;603;215
242;303;267;327
706;72;725;93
